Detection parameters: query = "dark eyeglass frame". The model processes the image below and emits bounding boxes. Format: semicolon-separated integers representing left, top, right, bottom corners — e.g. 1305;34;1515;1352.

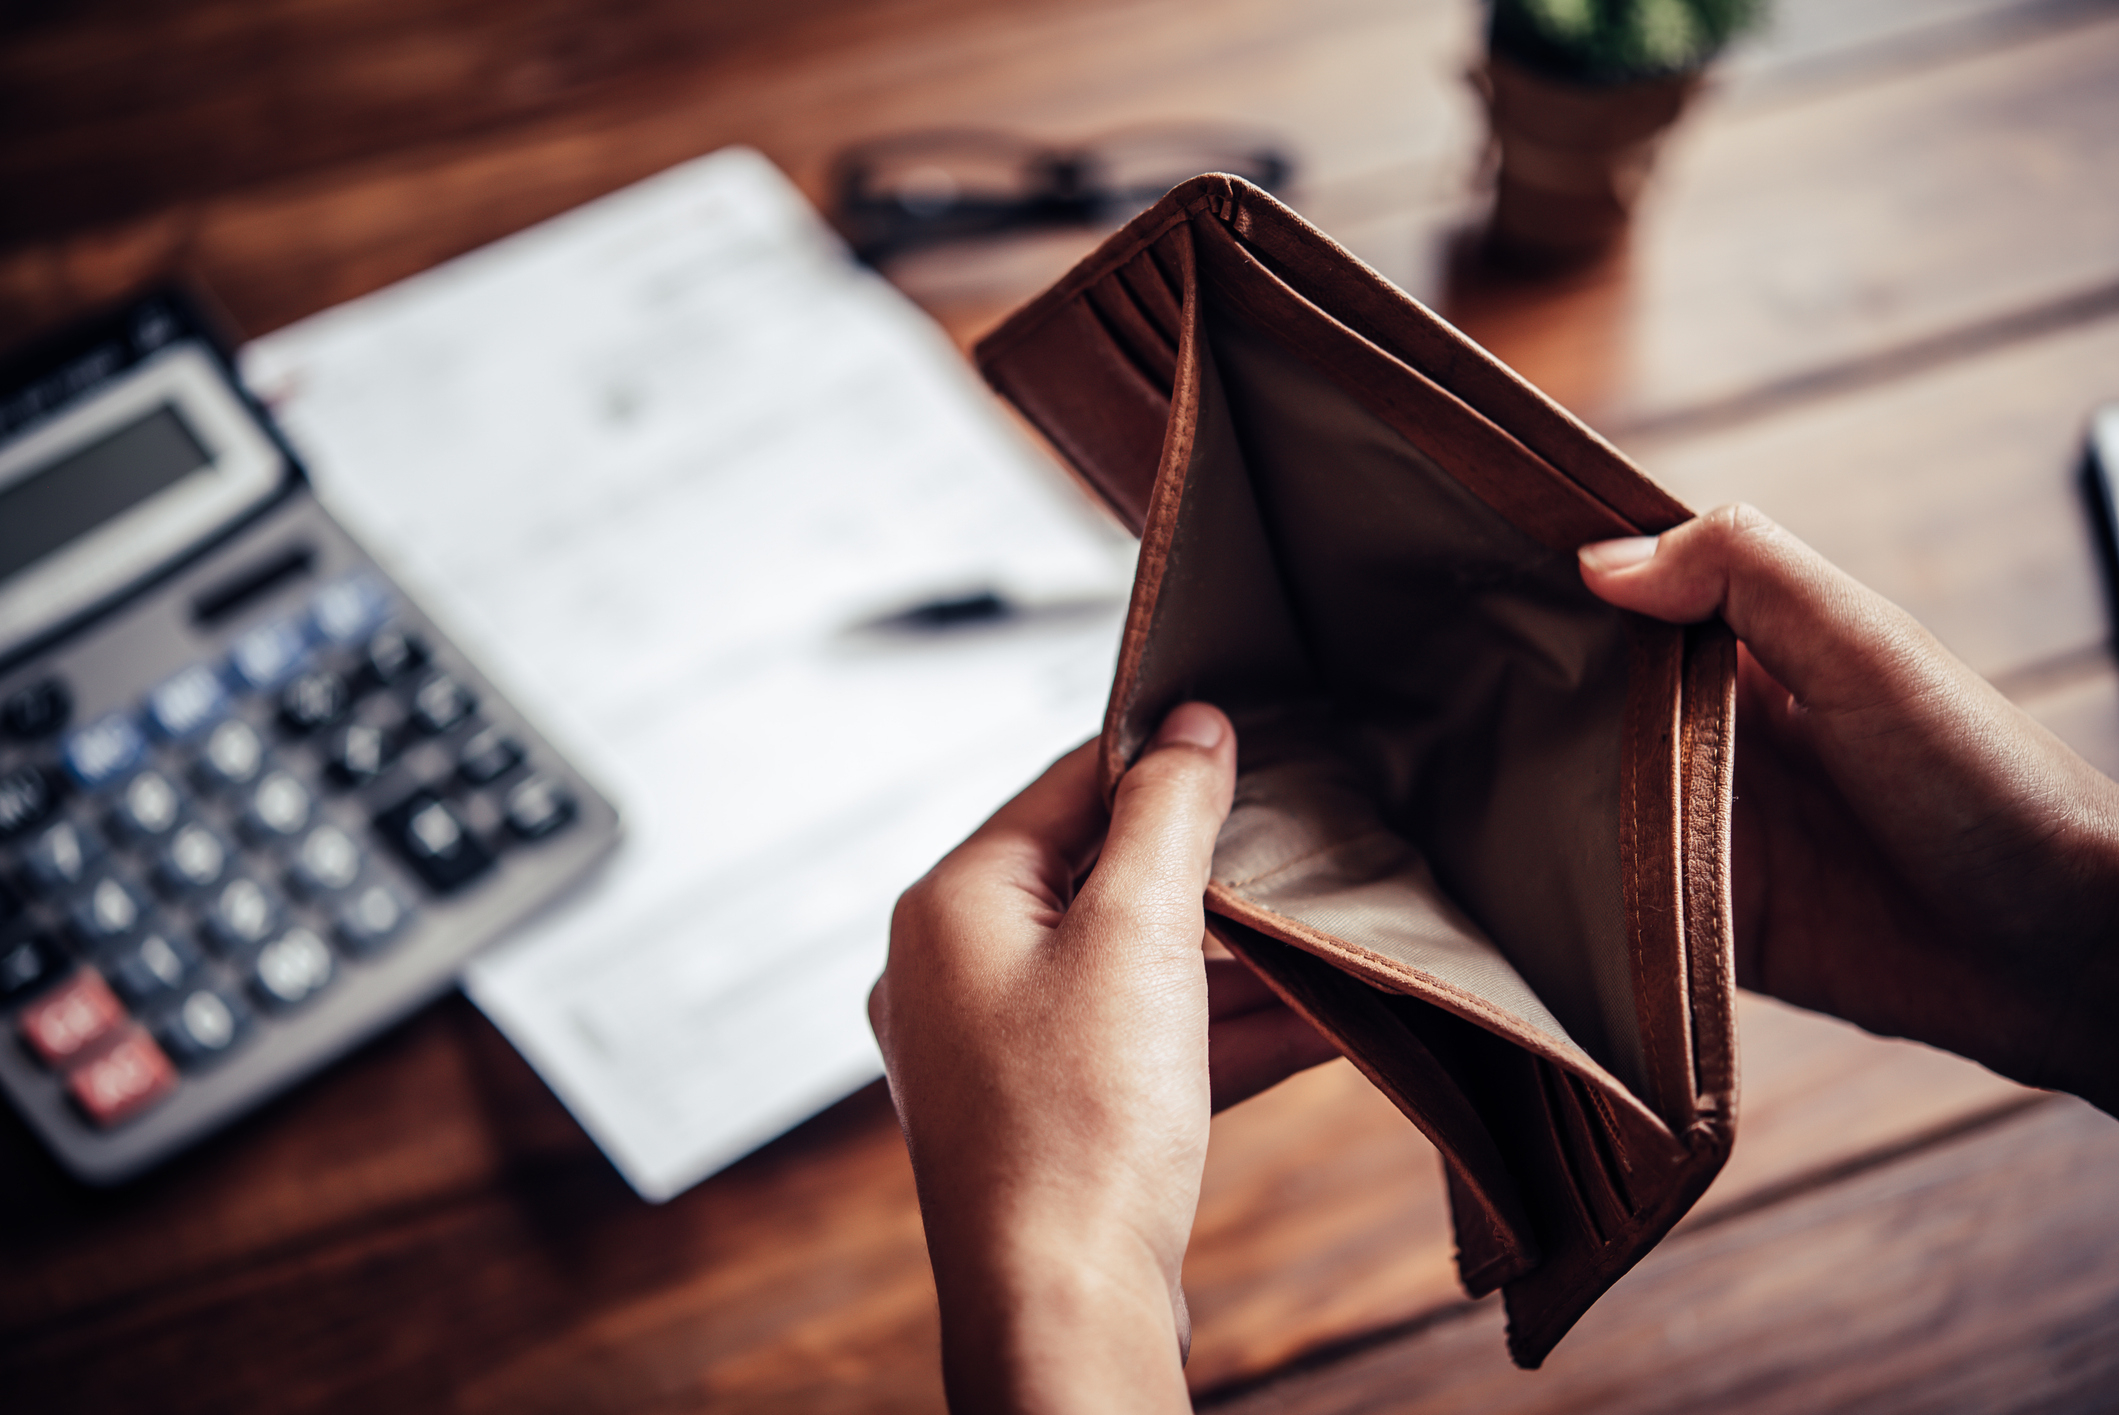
830;126;1295;264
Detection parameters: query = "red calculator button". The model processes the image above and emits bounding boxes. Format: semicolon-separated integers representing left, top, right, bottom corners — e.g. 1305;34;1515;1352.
67;1028;177;1127
19;967;127;1067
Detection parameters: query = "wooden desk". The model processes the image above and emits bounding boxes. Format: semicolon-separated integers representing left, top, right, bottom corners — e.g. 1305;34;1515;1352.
6;1;2119;1409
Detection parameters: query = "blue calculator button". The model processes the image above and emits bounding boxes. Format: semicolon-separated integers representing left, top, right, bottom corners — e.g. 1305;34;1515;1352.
310;573;391;644
228;617;311;691
63;712;146;786
2;678;71;740
0;763;62;841
0;933;64;1001
21;819;105;895
146;664;229;739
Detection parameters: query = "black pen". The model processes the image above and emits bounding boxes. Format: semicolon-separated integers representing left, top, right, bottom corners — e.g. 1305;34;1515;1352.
847;587;1125;636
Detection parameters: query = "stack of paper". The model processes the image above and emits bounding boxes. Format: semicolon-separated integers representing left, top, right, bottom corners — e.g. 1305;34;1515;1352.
242;148;1132;1200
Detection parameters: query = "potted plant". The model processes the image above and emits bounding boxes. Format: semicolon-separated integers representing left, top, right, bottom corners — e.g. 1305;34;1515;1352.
1480;0;1765;266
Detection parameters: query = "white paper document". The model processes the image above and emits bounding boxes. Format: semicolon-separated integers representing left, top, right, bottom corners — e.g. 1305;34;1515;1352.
242;148;1132;1200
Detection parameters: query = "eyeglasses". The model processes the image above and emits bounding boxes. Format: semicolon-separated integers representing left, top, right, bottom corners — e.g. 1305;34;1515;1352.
830;127;1296;264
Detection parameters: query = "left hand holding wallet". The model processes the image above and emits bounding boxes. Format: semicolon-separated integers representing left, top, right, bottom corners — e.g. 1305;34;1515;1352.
870;704;1337;1412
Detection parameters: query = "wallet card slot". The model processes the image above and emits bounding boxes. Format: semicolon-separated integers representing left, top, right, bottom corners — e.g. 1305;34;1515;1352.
1118;248;1186;355
1547;1064;1639;1239
982;296;1173;533
1084;277;1178;396
1214;919;1542;1292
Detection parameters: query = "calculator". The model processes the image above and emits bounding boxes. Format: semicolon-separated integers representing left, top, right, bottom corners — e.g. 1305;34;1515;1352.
0;290;620;1184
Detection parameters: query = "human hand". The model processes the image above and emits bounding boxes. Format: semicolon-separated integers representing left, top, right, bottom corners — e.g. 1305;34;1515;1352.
870;704;1338;1413
1580;505;2119;1113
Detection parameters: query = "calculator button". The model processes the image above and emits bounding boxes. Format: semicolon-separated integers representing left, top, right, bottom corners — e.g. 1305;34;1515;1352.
336;883;410;955
62;712;145;788
110;769;184;840
70;875;145;945
0;933;64;1001
278;669;350;735
311;573;391;644
505;776;576;840
19;968;127;1067
229;616;310;691
157;987;248;1069
243;771;312;842
21;819;104;895
289;824;363;896
68;1028;177;1125
456;791;504;841
146;664;228;740
195;718;266;790
375;791;492;893
103;930;197;1007
361;625;429;687
253;926;335;1009
457;728;524;786
157;822;231;893
202;876;281;954
0;762;62;841
409;673;477;736
2;677;71;739
324;717;403;788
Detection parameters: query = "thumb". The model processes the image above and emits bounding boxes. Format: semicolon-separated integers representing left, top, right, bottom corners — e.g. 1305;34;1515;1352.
1072;703;1238;953
1578;503;1948;714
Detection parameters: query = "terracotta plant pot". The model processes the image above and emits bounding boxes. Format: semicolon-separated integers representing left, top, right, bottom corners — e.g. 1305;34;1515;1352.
1478;54;1700;267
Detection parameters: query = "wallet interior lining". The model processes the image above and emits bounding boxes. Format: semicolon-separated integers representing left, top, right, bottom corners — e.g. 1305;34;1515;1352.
1117;262;1652;1104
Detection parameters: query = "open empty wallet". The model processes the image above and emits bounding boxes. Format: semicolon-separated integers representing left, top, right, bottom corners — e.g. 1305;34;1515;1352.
974;174;1739;1368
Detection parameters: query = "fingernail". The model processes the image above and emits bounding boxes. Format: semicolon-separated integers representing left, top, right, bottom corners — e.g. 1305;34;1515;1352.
1579;536;1659;573
1152;702;1225;750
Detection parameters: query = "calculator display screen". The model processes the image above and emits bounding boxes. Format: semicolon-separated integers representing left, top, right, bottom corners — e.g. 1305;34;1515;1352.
0;404;213;583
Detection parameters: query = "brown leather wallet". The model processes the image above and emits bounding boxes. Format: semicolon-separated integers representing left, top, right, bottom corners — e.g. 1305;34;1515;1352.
975;174;1738;1368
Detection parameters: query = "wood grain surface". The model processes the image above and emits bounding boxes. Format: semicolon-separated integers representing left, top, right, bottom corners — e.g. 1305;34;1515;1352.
1202;1098;2119;1414
5;0;2119;1409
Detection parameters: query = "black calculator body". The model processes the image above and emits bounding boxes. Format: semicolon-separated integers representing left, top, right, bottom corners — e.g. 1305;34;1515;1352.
0;291;620;1183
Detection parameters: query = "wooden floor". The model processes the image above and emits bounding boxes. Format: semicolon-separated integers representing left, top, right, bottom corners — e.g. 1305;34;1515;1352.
5;0;2119;1410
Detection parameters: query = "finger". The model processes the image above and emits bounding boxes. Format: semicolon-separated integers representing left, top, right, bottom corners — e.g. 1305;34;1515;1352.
1209;1006;1341;1111
1073;703;1237;949
1577;503;1957;715
943;739;1109;908
866;973;895;1062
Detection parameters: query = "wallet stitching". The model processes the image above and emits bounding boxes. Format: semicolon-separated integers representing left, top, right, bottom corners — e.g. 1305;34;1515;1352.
1209;886;1662;1114
1681;626;1741;1111
1103;224;1203;797
1623;623;1687;1132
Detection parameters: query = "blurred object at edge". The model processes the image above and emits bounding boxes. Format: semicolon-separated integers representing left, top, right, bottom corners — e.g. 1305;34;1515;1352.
832;126;1295;265
1478;0;1767;269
